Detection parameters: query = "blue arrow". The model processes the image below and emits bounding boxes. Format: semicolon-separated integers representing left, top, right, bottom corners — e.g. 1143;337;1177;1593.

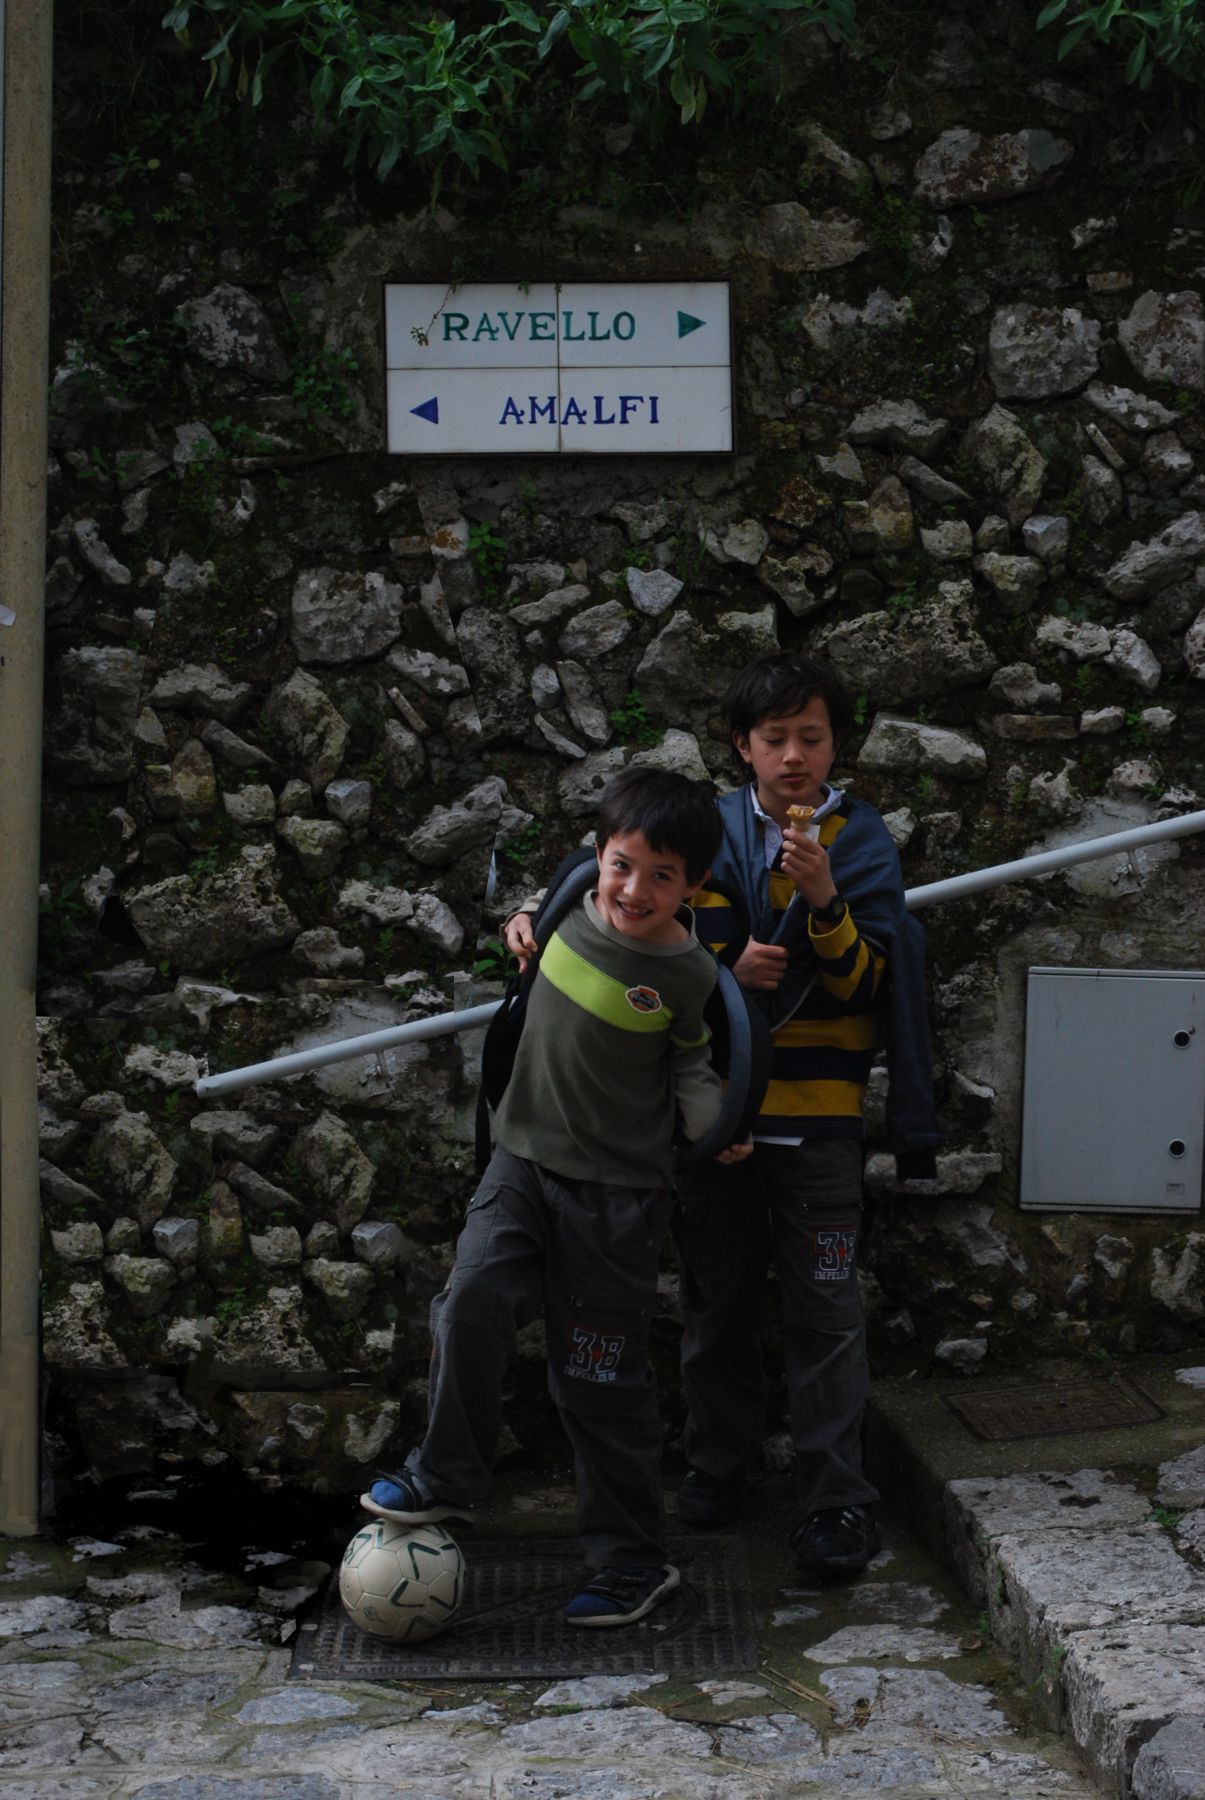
677;312;705;338
411;396;439;424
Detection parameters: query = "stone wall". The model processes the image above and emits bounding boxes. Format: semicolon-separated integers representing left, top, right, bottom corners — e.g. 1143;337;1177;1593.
38;2;1205;1496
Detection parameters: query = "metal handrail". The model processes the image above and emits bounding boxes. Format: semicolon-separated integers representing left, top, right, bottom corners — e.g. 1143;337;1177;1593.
194;807;1205;1099
903;806;1205;908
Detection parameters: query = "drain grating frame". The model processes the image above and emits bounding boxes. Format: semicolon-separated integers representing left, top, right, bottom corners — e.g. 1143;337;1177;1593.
943;1377;1165;1442
291;1534;758;1682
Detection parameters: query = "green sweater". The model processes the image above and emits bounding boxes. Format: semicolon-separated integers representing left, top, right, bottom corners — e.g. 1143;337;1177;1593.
494;892;721;1188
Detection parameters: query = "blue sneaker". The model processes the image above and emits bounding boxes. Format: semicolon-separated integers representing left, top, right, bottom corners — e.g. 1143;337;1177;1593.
360;1467;475;1526
563;1564;679;1628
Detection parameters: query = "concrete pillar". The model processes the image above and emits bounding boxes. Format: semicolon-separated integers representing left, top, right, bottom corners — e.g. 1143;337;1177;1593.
0;0;53;1536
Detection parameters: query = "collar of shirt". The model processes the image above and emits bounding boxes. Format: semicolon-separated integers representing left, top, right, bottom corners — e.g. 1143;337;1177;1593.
747;783;844;869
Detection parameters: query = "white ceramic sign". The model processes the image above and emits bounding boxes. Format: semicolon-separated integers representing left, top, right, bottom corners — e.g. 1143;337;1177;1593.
384;281;732;454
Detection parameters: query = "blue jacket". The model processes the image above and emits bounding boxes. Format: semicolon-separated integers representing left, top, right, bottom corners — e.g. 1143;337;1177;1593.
707;787;942;1180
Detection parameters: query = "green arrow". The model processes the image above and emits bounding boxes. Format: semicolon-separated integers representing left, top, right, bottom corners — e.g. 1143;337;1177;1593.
677;311;705;338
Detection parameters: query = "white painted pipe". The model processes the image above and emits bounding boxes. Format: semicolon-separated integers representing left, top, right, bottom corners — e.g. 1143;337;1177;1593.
194;809;1205;1099
905;808;1205;910
194;1001;503;1098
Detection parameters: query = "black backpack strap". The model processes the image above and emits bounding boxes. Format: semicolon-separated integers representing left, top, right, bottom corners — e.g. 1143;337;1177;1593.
676;963;772;1168
475;848;597;1176
530;848;597;946
474;1077;495;1178
693;873;753;970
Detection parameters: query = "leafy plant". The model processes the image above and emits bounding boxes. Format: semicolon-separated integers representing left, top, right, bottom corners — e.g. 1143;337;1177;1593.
188;846;224;880
69;317;187;405
468;521;509;600
162;0;860;190
473;934;513;978
502;819;544;865
165;0;536;185
105;321;186;396
77;446;120;486
864;189;919;258
291;345;359;421
38;879;89;963
669;529;709;590
210;414;281;455
885;579;924;618
537;0;857;132
1124;706;1153;749
609;687;661;747
214;1291;252;1323
1037;0;1205;89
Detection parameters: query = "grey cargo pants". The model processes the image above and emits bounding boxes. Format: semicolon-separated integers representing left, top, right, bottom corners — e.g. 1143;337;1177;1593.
673;1138;879;1516
407;1146;674;1570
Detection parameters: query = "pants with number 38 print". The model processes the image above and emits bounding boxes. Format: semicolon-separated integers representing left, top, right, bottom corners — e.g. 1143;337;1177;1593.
410;1146;675;1570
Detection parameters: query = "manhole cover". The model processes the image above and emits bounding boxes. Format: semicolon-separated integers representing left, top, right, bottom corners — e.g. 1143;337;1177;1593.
943;1377;1164;1442
291;1535;758;1681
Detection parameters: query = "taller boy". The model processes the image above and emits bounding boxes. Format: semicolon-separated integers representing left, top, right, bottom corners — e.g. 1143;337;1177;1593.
676;652;939;1574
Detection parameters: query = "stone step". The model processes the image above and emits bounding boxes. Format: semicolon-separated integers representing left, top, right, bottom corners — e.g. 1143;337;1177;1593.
866;1359;1205;1798
944;1462;1205;1796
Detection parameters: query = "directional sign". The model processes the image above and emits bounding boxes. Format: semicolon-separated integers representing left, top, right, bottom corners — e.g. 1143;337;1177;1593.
384;281;732;455
388;368;558;453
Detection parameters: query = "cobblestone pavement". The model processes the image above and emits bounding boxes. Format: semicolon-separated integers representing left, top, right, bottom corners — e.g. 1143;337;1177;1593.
1;1469;1102;1800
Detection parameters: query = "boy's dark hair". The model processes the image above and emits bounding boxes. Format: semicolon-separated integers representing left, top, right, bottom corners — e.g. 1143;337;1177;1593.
595;766;721;885
724;652;854;775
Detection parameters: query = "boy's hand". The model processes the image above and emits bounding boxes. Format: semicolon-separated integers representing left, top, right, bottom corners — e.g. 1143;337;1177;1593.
503;911;538;973
733;938;788;991
782;827;839;910
716;1139;754;1164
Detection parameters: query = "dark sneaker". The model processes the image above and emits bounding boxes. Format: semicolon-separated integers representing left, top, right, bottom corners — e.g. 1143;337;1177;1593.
791;1504;881;1575
677;1465;742;1527
563;1564;680;1628
360;1468;475;1526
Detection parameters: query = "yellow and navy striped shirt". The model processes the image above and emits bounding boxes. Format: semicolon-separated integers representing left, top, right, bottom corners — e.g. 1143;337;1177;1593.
693;804;886;1143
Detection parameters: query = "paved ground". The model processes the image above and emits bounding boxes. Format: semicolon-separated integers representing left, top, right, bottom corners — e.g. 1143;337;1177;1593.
1;1473;1097;1800
2;1355;1203;1799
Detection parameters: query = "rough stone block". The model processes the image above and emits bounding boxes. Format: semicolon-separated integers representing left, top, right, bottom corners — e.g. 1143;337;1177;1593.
944;1470;1150;1604
1133;1714;1205;1800
1063;1624;1205;1794
988;1526;1205;1685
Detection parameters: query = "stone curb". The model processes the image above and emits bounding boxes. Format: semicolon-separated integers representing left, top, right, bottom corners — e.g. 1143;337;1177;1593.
944;1468;1205;1797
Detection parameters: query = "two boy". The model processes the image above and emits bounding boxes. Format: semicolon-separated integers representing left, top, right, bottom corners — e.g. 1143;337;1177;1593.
365;651;936;1622
362;766;751;1627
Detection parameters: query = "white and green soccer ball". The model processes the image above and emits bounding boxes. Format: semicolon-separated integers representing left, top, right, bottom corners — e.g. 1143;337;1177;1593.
339;1519;465;1643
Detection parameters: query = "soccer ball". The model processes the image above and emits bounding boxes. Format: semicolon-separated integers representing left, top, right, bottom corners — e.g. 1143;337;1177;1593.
339;1519;465;1643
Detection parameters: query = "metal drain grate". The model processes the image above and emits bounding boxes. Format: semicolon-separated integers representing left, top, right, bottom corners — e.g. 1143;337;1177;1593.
943;1377;1165;1442
291;1535;758;1681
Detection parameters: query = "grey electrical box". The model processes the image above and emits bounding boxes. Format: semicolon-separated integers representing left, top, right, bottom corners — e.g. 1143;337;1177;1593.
1020;968;1204;1213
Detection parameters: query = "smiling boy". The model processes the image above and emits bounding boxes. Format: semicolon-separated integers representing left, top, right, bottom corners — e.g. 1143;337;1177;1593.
362;767;751;1628
675;652;939;1576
